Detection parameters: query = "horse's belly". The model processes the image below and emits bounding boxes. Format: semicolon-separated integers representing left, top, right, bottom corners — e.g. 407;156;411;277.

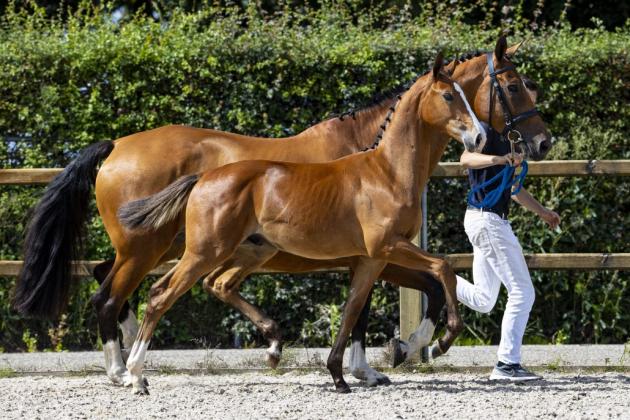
260;223;365;261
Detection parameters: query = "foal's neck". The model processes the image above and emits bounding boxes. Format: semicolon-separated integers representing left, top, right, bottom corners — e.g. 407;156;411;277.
373;79;435;197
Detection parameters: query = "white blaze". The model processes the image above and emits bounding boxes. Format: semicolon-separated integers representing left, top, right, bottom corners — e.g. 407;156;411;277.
453;82;486;149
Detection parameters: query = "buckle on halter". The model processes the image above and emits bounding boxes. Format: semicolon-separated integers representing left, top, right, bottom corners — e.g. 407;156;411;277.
506;129;523;143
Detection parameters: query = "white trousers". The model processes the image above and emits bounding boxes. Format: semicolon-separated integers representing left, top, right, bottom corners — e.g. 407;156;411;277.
456;209;535;364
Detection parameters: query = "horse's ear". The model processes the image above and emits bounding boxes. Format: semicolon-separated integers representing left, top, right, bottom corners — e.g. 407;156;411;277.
445;59;459;76
494;35;508;62
432;51;444;80
506;40;525;57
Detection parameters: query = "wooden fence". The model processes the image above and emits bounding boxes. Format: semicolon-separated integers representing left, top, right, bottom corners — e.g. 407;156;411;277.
1;160;629;343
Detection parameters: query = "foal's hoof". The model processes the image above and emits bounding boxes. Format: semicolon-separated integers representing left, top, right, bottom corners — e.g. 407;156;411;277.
377;375;392;386
133;386;150;396
430;340;445;360
335;384;351;394
265;351;281;369
388;338;407;368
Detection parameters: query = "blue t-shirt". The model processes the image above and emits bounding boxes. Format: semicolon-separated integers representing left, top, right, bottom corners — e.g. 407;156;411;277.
467;123;512;216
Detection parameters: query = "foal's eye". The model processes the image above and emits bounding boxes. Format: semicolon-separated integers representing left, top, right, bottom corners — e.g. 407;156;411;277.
508;84;519;93
442;92;454;101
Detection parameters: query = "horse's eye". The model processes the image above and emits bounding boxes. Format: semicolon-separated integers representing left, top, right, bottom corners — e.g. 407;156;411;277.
443;92;454;101
508;84;519;93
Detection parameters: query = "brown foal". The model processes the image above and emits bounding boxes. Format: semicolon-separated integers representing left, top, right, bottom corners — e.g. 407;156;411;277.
122;53;487;394
14;36;551;387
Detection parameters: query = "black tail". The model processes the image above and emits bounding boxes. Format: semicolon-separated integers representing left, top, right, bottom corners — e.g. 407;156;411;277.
117;174;200;231
12;141;115;319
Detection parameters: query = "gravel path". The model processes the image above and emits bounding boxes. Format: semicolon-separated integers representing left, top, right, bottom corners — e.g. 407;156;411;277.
2;371;629;419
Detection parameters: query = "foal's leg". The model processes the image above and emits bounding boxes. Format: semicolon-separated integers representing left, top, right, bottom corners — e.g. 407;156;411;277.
203;239;282;367
127;251;216;395
378;265;446;366
379;239;464;358
348;288;391;386
327;258;385;393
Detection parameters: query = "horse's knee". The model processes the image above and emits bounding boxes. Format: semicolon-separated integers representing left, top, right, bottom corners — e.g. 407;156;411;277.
260;319;281;340
146;285;171;315
432;259;454;281
202;275;216;295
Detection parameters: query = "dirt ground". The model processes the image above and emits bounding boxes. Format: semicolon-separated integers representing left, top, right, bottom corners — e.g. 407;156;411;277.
2;370;629;419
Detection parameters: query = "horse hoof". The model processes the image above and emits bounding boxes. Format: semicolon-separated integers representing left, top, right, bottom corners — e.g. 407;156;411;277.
143;377;150;387
377;375;392;385
388;338;407;368
133;386;150;396
265;352;281;369
335;384;351;394
430;340;444;360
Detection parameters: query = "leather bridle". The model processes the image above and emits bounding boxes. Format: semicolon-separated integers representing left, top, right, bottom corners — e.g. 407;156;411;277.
486;53;539;152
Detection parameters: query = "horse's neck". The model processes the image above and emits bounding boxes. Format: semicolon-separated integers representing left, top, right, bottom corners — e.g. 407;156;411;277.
295;99;396;156
373;83;433;198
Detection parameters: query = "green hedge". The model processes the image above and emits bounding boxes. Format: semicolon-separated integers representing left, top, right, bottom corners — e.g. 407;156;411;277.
0;5;628;351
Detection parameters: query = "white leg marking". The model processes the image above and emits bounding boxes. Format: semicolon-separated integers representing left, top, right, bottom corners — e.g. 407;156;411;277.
266;340;282;359
405;319;436;361
349;341;389;386
120;309;139;351
126;340;150;394
104;340;128;385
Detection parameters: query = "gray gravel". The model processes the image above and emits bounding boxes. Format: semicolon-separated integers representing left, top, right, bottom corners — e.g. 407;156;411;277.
2;345;628;373
2;371;629;419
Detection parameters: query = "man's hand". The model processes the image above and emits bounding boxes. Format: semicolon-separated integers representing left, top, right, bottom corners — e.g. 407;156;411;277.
501;153;524;167
540;209;561;230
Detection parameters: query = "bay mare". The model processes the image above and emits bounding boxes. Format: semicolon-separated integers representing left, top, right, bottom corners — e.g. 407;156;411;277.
13;37;551;387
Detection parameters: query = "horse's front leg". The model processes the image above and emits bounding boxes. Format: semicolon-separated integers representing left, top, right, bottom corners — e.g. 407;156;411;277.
378;264;446;366
327;258;385;393
349;287;391;386
378;238;464;358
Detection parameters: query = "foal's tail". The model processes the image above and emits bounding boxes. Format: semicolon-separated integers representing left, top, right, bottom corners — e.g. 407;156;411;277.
118;174;200;231
13;141;115;319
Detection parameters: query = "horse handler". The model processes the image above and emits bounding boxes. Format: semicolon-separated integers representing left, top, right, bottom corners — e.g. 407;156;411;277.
458;122;561;381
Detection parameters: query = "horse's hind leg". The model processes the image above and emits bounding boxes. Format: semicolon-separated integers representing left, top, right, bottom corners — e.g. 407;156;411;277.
91;241;170;386
203;238;282;367
127;250;220;395
93;260;136;361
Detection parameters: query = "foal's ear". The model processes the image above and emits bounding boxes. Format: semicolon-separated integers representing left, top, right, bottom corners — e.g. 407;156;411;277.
432;51;445;80
494;35;508;62
506;39;525;58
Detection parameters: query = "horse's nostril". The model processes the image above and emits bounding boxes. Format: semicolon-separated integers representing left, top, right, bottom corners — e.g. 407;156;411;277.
540;140;551;153
475;133;482;146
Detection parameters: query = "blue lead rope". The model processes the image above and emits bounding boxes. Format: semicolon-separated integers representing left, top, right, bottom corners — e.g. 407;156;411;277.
467;160;528;209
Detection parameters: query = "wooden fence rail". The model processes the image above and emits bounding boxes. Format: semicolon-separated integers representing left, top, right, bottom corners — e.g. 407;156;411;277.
0;253;628;278
1;160;629;184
